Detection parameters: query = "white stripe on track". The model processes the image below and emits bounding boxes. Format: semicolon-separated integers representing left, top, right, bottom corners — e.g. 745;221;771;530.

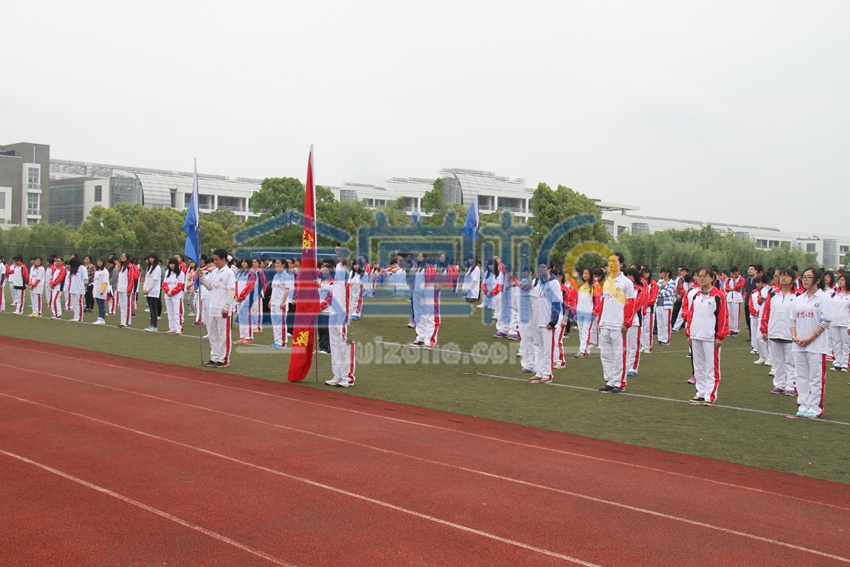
0;448;296;567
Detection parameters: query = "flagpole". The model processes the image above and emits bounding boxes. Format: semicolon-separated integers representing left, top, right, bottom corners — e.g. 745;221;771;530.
314;319;319;383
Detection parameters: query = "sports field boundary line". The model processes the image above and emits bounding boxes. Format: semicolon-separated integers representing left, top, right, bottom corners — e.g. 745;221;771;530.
0;393;603;567
2;346;848;508
3;355;849;516
0;448;297;567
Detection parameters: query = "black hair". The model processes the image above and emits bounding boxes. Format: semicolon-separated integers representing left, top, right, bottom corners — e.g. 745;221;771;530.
166;257;180;278
802;267;824;290
760;273;773;285
146;253;160;273
212;248;228;261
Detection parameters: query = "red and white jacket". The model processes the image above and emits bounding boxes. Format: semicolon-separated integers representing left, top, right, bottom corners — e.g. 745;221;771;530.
686;286;729;341
760;289;799;340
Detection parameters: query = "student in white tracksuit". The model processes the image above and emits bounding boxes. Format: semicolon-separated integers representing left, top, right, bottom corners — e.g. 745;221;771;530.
323;261;356;387
530;263;562;384
724;268;745;335
48;258;66;319
92;258;110;325
828;274;850;371
790;268;835;419
597;254;636;393
655;268;676;345
462;257;481;303
348;262;364;320
411;263;442;348
495;265;515;338
517;267;537;373
760;269;799;395
162;258;186;335
197;250;236;368
116;254;134;328
7;256;28;315
66;256;88;322
269;259;291;348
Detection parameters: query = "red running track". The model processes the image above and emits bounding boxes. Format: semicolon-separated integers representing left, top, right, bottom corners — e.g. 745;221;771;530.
1;336;848;566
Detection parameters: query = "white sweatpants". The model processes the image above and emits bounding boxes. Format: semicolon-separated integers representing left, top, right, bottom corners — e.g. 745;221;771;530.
237;300;254;340
751;316;769;361
599;326;627;388
728;302;741;333
641;307;654;351
533;325;557;379
656;307;672;344
271;303;288;346
118;292;133;326
165;294;184;333
691;338;721;402
70;293;84;322
768;340;795;390
793;350;826;417
626;324;641;373
330;324;355;383
576;316;593;356
208;312;232;364
519;320;536;371
49;290;63;318
829;324;850;369
30;291;42;316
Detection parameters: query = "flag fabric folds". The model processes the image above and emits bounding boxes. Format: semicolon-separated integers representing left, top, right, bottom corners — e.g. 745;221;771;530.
287;146;322;382
183;159;202;264
463;194;479;240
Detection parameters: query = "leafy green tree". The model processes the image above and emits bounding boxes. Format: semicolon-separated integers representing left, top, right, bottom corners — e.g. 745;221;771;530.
251;177;305;216
529;183;610;268
422;184;446;214
112;202;146;227
3;225;31;247
380;198;411;226
77;206;137;250
128;209;183;252
29;221;76;249
338;200;375;252
204;208;241;231
198;219;233;254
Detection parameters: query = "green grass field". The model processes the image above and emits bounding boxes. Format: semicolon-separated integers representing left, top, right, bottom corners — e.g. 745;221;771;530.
2;290;848;485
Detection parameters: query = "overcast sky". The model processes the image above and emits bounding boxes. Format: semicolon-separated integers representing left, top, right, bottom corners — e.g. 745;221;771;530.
3;1;848;235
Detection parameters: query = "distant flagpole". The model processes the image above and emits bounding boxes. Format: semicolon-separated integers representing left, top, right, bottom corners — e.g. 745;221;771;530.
287;146;321;382
183;159;203;364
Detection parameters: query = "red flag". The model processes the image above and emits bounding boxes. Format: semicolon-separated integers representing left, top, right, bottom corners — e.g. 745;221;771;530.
287;146;321;382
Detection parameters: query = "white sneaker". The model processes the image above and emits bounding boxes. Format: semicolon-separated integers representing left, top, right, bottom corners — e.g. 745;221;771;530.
337;379;352;388
768;370;776;376
749;349;758;355
753;358;766;365
325;377;342;386
93;318;106;325
476;303;485;309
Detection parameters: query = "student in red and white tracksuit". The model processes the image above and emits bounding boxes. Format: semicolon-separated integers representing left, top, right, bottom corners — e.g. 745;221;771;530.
725;269;745;336
269;259;292;348
686;268;729;405
596;254;636;392
760;269;799;395
7;256;29;315
116;254;135;327
0;258;6;312
348;262;364;320
530;263;563;383
234;259;257;343
640;267;658;353
28;258;45;317
790;268;835;419
555;273;576;367
624;269;645;376
323;261;356;387
48;258;66;318
251;259;266;333
748;276;771;365
162;258;186;335
656;268;676;345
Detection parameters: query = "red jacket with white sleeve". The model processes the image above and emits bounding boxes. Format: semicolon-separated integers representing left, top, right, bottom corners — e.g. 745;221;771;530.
686;285;729;341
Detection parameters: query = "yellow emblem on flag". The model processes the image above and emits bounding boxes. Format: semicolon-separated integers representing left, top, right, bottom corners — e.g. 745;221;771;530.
302;230;314;250
293;330;311;347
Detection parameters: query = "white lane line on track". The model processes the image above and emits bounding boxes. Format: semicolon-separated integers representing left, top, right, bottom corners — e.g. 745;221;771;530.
0;448;296;567
0;394;601;567
2;380;850;564
1;352;848;514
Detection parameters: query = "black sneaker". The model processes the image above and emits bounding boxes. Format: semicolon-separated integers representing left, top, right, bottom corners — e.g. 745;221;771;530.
204;360;216;367
214;361;228;368
599;385;614;393
610;386;623;393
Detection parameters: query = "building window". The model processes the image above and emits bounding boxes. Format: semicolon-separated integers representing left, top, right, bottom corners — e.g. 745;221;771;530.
27;167;40;190
840;245;849;255
27;192;40;215
806;243;816;253
0;193;5;209
94;185;103;202
631;223;650;235
769;240;780;249
617;226;628;237
733;232;750;239
27;217;38;226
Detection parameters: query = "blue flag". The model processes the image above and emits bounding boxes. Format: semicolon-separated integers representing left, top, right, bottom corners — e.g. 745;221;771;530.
463;194;479;240
183;159;202;264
